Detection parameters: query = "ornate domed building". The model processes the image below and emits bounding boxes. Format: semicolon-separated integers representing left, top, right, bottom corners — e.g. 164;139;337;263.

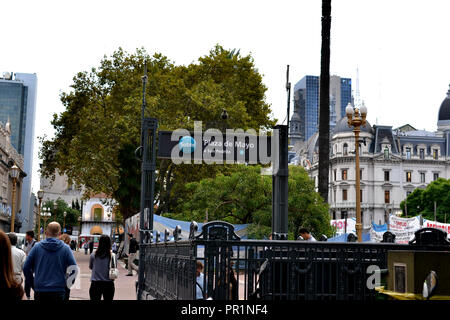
299;86;450;227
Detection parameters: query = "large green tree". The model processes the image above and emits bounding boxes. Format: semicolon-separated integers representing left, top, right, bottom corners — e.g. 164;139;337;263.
400;178;450;222
39;46;276;220
164;165;333;239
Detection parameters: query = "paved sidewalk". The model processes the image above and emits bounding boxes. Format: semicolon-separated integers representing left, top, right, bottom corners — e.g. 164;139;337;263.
69;250;137;300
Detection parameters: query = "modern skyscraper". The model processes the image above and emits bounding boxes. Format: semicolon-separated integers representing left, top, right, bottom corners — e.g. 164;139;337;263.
0;72;37;232
290;75;351;145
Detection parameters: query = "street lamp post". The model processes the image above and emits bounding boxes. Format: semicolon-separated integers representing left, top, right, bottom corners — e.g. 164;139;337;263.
63;211;67;233
345;102;367;242
53;202;58;222
41;208;51;239
37;190;44;241
9;164;20;233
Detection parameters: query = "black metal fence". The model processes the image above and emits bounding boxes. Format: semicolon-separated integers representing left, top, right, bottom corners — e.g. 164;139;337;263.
139;221;450;300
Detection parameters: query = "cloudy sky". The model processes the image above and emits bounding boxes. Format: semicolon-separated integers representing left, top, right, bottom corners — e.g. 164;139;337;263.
1;0;449;193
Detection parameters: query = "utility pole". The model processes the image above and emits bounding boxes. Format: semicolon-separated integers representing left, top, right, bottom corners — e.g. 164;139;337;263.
286;65;291;130
318;0;332;203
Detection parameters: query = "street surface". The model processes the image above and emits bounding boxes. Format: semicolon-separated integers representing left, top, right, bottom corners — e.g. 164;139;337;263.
69;250;137;300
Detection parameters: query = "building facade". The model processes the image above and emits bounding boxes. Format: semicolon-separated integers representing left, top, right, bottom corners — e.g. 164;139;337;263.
80;194;117;236
0;72;38;232
301;86;450;227
290;75;352;145
0;121;25;232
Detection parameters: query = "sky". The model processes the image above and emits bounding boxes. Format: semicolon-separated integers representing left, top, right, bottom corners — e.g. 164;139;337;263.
1;0;450;195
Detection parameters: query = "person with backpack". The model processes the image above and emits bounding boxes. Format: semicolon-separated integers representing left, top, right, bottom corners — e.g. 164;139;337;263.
89;235;117;301
23;222;78;301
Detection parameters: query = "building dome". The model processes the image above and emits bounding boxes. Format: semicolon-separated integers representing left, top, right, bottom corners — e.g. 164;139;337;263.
438;85;450;121
332;116;373;135
90;226;103;235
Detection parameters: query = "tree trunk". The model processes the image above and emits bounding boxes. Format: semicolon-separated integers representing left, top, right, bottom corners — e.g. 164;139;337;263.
318;0;331;203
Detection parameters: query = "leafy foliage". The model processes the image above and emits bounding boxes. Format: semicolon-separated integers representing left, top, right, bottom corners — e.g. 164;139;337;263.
400;178;450;222
41;198;80;230
39;46;276;220
164;165;333;239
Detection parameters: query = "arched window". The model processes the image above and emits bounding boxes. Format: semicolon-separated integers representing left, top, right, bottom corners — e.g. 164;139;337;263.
91;204;104;221
343;143;348;156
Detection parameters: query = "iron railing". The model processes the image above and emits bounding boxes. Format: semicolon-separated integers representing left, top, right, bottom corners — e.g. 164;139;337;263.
139;221;450;300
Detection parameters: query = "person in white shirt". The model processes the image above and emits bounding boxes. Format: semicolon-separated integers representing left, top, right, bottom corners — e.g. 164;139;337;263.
7;233;26;284
196;261;205;299
298;228;317;242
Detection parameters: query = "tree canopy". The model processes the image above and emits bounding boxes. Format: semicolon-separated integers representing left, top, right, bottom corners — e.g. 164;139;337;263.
400;178;450;222
39;46;276;220
164;165;333;240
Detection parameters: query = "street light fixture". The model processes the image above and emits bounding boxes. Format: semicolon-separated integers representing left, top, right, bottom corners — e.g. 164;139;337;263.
53;202;58;221
9;164;20;233
346;102;367;242
63;211;67;233
36;190;44;241
41;207;52;239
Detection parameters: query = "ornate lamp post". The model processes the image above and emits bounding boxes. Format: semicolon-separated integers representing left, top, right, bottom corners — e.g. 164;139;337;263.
63;211;67;233
345;102;367;242
37;190;44;241
41;207;51;239
53;202;58;222
9;164;20;233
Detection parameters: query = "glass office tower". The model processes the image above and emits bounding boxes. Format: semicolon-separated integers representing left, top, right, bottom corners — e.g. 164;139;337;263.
0;72;37;232
291;75;351;143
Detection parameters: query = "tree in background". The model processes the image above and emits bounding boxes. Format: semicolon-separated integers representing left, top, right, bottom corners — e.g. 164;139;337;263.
42;198;80;232
400;178;450;222
39;46;276;220
164;165;332;239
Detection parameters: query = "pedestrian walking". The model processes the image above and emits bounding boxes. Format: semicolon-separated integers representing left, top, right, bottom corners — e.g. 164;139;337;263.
126;233;138;276
23;222;78;301
7;233;26;285
84;241;88;255
24;230;36;256
89;235;116;301
89;240;94;254
23;230;36;300
0;231;24;300
112;241;117;254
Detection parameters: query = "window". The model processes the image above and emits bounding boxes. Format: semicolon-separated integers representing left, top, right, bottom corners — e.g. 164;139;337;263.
94;208;102;221
342;169;348;180
433;149;439;160
360;189;363;202
359;169;363;180
342;189;348;201
420;172;425;183
419;149;425;160
434;173;439;181
406;147;411;159
343;143;348;156
384;171;390;182
406;171;412;182
384;190;390;204
384;147;389;159
334;169;337;181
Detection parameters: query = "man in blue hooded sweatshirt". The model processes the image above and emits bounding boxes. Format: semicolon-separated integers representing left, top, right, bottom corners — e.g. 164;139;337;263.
23;222;77;301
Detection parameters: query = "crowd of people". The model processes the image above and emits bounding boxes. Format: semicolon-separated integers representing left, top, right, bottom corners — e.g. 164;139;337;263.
0;222;123;301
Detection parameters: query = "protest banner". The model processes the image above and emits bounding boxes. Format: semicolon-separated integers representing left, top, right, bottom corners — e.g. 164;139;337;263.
422;219;450;238
331;218;356;235
389;215;421;244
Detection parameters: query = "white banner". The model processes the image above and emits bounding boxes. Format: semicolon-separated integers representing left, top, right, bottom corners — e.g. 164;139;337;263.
422;219;450;238
389;215;421;244
330;218;356;235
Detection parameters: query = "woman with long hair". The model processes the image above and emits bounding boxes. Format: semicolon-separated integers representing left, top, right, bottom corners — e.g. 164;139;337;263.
88;234;116;301
0;230;24;300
